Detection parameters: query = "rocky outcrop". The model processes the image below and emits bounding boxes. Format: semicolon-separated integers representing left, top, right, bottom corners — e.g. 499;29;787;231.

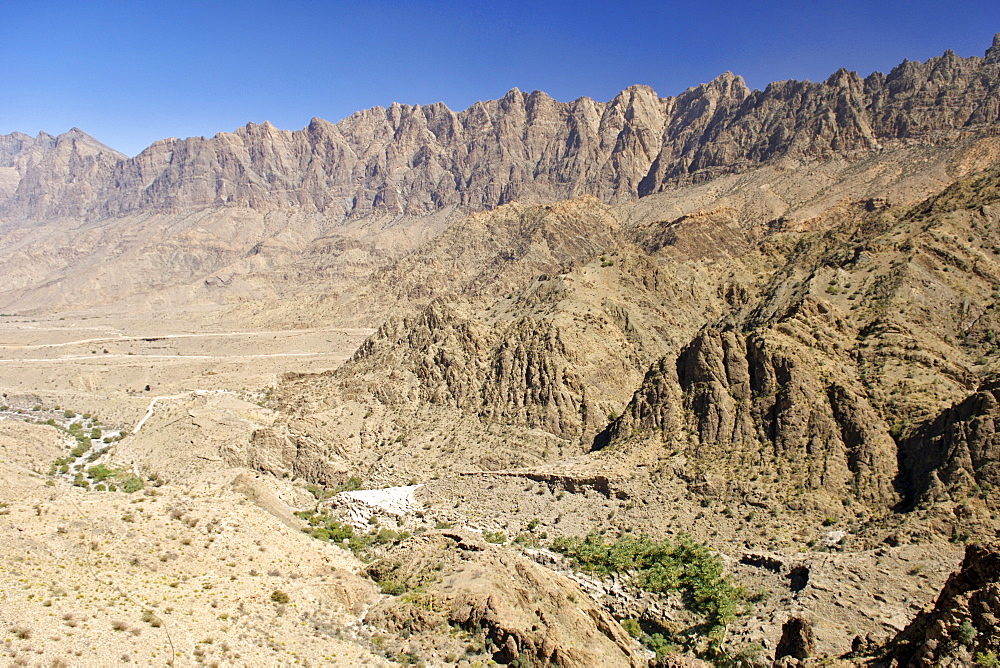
244;422;351;485
4;37;1000;222
338;298;596;441
363;531;646;667
898;378;1000;509
877;542;1000;666
606;328;899;507
775;617;816;661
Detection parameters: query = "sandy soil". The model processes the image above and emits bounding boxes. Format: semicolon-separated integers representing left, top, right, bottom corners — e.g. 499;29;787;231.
0;314;371;427
0;314;397;665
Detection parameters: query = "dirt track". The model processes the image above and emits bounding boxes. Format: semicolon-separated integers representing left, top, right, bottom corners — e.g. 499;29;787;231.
0;315;372;426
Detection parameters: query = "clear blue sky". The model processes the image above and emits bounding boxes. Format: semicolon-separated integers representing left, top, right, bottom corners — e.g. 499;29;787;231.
4;0;999;156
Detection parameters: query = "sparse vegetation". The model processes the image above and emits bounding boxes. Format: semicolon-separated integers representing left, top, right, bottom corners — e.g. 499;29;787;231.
976;651;1000;667
551;533;746;639
958;619;978;646
295;509;410;560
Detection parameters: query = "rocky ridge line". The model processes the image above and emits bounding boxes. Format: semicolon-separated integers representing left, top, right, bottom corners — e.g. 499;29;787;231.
3;36;1000;222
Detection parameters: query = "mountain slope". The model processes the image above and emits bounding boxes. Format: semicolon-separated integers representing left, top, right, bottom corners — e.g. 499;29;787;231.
1;37;999;321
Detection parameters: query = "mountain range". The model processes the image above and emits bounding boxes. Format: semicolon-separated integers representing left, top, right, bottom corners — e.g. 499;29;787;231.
4;33;1000;666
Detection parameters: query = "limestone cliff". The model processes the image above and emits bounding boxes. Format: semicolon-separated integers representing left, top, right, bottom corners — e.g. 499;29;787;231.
3;37;1000;223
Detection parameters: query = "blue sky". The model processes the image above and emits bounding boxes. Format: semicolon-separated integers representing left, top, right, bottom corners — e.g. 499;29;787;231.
4;1;1000;156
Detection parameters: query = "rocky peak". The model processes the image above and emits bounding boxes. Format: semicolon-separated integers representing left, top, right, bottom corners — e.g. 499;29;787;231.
985;32;1000;64
0;128;125;218
0;132;43;167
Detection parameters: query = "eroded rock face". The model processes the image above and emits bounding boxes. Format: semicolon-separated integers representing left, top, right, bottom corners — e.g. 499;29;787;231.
775;617;816;660
899;378;1000;509
877;542;1000;666
363;531;646;667
0;129;125;217
606;328;899;508
339;297;608;442
3;37;1000;222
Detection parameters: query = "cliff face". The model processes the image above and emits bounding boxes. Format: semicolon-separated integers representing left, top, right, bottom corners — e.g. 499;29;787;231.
605;326;900;512
3;37;1000;222
899;378;1000;509
0;129;125;208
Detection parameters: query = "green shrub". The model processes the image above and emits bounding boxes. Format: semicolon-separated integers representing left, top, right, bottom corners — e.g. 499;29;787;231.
270;590;290;604
378;580;407;595
483;531;507;544
958;620;978;646
119;474;144;493
296;510;408;559
87;464;116;483
976;651;1000;667
551;533;745;632
620;618;642;638
334;476;363;493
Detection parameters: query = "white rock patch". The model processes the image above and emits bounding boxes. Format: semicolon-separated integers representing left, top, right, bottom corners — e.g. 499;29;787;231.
329;484;423;529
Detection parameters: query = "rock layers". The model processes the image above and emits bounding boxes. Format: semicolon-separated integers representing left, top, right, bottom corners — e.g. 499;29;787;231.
3;39;1000;224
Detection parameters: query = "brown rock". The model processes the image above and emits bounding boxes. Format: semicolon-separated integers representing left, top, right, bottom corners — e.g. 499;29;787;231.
363;531;646;667
877;542;1000;665
775;617;815;660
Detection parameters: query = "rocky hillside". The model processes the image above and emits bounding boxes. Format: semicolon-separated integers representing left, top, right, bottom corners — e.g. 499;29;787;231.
253;146;1000;553
873;541;1000;666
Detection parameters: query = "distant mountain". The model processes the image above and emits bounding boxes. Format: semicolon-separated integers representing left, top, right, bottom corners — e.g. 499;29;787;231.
0;129;125;205
2;35;999;223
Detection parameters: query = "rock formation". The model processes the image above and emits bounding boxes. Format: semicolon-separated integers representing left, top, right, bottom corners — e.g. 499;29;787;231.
3;38;1000;224
363;531;647;667
775;617;816;661
876;542;1000;666
899;377;1000;509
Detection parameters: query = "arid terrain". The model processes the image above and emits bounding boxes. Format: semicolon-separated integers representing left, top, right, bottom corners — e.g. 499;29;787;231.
4;36;1000;667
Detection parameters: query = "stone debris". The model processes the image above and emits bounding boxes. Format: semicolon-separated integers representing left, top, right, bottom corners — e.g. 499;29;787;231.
326;484;423;528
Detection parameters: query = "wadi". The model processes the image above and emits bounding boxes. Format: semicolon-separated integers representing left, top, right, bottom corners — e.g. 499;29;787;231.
3;34;1000;667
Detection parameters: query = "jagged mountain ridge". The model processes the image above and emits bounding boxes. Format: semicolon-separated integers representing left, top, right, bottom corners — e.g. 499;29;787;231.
3;36;1000;224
